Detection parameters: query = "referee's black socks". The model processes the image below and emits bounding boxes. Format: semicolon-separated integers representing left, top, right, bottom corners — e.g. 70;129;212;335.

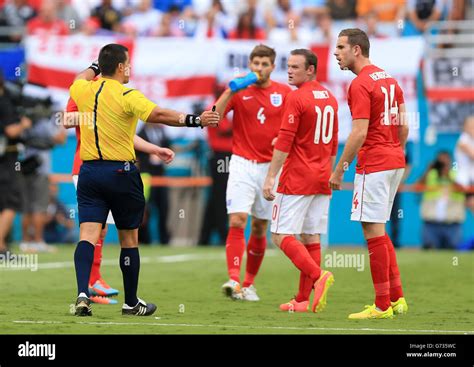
120;248;140;307
74;240;95;297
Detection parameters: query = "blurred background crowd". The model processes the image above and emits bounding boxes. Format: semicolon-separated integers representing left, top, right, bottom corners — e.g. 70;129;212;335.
0;0;471;42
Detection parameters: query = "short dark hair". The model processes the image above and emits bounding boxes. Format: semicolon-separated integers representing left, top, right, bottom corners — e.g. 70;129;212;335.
98;44;129;76
250;44;276;64
290;49;317;74
338;28;370;57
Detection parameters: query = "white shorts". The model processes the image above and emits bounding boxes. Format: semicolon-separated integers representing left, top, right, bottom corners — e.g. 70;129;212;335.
350;168;405;223
73;174;115;225
271;193;330;235
226;154;274;220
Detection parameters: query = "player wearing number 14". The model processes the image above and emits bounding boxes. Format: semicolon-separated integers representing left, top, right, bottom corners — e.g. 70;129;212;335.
330;28;408;319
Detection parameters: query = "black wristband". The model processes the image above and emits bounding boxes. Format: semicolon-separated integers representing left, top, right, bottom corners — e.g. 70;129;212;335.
88;62;101;77
185;114;202;128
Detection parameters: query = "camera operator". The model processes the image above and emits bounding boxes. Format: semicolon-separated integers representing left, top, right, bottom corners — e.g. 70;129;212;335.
0;71;32;257
17;84;66;253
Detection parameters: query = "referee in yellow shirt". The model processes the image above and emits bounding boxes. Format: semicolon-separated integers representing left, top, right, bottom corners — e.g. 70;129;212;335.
70;44;219;316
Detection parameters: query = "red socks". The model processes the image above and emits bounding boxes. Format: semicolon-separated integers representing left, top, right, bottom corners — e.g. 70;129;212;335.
367;235;390;311
280;236;321;283
89;238;103;285
295;243;321;302
225;227;245;283
385;234;404;302
243;235;266;288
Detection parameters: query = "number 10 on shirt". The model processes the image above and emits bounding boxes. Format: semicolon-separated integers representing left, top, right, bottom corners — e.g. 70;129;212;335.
314;105;335;144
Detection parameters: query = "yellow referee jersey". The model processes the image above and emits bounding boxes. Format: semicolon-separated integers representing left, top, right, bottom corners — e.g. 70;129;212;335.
69;77;156;162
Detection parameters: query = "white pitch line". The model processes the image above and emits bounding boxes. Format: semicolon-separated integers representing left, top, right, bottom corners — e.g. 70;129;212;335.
11;320;474;334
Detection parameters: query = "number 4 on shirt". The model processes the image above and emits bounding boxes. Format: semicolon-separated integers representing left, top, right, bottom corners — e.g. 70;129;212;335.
257;107;266;124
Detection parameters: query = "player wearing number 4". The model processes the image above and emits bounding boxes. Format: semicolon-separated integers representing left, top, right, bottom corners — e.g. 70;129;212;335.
213;45;291;301
263;49;338;313
330;29;409;319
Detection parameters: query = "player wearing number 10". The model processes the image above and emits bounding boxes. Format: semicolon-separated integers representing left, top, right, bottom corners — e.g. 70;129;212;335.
263;49;338;313
330;29;409;319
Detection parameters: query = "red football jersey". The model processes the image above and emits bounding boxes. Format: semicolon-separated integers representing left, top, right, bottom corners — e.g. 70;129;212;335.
225;81;292;162
276;80;339;195
348;64;406;174
66;98;82;176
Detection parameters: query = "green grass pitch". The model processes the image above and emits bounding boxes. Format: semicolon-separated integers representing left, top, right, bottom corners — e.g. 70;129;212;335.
0;245;473;334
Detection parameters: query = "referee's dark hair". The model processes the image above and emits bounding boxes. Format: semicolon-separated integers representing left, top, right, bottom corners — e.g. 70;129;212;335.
99;44;129;76
290;49;318;74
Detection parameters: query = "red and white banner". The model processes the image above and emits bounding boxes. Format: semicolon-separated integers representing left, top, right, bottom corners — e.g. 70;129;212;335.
25;35;423;141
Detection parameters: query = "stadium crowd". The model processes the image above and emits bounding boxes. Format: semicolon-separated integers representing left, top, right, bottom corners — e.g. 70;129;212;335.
0;0;472;44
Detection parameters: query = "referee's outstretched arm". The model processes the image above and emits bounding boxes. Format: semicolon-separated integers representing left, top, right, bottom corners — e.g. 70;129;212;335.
146;106;220;128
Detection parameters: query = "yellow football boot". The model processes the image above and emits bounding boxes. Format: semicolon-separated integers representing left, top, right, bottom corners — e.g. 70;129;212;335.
348;304;394;319
391;297;408;315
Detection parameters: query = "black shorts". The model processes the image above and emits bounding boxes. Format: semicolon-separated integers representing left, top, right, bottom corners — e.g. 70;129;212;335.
77;161;145;230
0;154;22;212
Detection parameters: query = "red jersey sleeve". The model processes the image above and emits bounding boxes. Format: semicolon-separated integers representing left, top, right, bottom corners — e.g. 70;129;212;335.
348;79;371;120
275;91;302;153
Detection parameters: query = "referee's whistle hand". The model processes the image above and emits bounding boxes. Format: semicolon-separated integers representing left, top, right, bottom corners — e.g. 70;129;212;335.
154;147;175;165
200;110;220;127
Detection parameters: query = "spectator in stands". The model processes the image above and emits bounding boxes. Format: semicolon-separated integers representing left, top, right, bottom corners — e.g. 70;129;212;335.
419;151;465;249
292;0;327;29
152;4;187;37
0;0;36;42
91;0;122;33
0;70;32;257
200;0;235;39
80;16;101;36
449;0;468;20
264;0;300;41
198;84;233;246
153;0;192;13
312;9;333;44
122;0;162;37
56;0;81;33
402;0;444;36
244;0;266;29
26;0;70;36
364;11;389;38
455;116;474;212
357;0;405;22
228;9;266;40
136;124;171;245
326;0;357;20
44;181;76;244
